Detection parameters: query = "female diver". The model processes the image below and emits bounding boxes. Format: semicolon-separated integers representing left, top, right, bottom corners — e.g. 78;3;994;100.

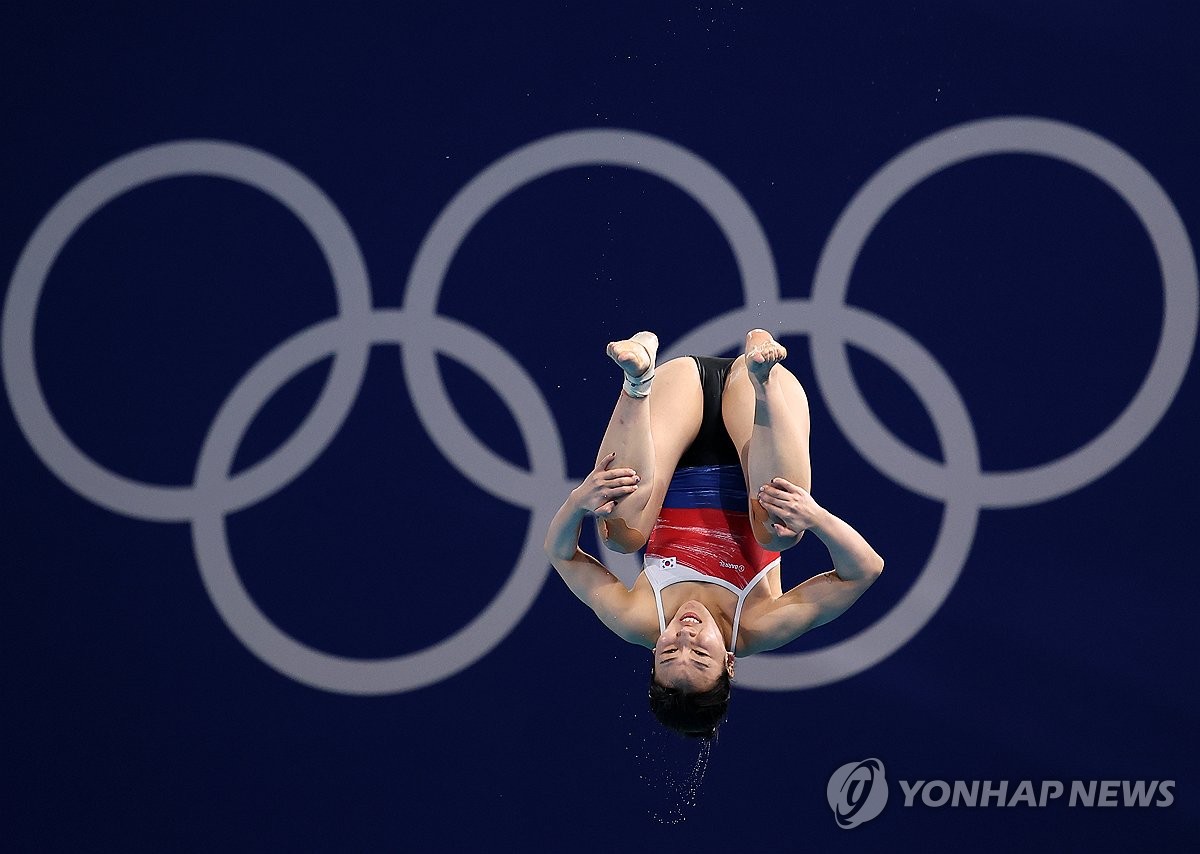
544;329;884;738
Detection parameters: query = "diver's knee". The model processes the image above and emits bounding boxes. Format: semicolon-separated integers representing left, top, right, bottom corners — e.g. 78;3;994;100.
599;518;648;553
602;538;641;555
601;532;649;554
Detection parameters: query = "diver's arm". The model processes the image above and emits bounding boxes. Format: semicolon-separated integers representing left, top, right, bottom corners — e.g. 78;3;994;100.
544;455;650;642
747;479;884;649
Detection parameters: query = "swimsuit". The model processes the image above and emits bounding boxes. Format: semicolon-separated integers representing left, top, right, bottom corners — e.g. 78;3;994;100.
644;356;781;654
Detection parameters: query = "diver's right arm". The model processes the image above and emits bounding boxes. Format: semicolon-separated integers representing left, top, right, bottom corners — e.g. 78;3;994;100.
544;454;649;642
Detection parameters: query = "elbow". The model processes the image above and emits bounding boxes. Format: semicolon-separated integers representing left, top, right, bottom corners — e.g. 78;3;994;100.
868;552;885;580
761;530;803;553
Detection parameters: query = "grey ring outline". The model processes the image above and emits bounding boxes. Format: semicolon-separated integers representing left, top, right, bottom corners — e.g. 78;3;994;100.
810;117;1198;508
670;302;980;691
1;141;373;521
191;310;561;695
400;128;779;506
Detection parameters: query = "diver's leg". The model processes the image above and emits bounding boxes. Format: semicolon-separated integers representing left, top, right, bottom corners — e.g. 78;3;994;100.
596;333;701;552
721;329;812;549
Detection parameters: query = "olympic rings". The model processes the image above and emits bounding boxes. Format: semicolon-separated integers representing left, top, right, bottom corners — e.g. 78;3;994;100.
4;119;1195;694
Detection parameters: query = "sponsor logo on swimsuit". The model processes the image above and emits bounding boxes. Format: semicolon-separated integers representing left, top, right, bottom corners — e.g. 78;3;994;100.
827;759;1176;827
719;559;745;573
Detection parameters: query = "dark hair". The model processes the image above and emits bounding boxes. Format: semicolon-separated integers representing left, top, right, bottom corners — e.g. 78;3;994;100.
647;668;732;739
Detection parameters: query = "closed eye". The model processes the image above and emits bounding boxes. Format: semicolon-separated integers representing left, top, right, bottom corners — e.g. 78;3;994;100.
658;648;712;669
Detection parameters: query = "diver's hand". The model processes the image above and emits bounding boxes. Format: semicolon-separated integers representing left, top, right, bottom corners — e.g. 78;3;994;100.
572;452;640;518
757;478;823;538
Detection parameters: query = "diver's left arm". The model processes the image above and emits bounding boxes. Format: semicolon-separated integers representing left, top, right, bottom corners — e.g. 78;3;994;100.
749;478;884;648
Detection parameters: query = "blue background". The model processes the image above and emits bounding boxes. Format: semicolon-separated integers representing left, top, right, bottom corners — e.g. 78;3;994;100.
3;2;1197;850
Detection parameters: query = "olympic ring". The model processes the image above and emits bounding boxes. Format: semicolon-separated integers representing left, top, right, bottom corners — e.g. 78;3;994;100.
4;119;1195;695
671;301;981;690
400;129;777;505
809;117;1198;509
191;312;561;694
1;141;373;520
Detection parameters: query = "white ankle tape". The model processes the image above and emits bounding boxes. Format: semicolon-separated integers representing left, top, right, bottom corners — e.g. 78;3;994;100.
622;367;654;398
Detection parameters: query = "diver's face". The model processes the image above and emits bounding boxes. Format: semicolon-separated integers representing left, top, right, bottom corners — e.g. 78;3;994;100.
652;601;734;692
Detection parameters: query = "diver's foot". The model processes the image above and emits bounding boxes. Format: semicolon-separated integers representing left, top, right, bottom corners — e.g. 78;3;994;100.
745;328;786;384
607;331;658;397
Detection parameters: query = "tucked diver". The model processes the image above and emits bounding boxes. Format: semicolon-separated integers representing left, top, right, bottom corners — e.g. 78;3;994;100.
545;330;884;738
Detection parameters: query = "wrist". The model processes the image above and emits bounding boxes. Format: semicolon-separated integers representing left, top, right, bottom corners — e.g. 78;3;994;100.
807;506;834;535
567;487;591;517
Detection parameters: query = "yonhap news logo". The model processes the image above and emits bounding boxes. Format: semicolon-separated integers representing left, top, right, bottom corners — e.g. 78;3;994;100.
827;759;889;828
826;759;1176;828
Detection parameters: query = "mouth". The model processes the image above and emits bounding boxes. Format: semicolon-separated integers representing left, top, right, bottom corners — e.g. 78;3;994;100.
680;611;701;625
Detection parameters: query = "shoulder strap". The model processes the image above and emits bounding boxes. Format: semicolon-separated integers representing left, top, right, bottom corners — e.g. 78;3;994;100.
729;560;781;656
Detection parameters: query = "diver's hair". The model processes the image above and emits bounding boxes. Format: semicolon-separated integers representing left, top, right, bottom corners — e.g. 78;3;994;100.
647;668;732;740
